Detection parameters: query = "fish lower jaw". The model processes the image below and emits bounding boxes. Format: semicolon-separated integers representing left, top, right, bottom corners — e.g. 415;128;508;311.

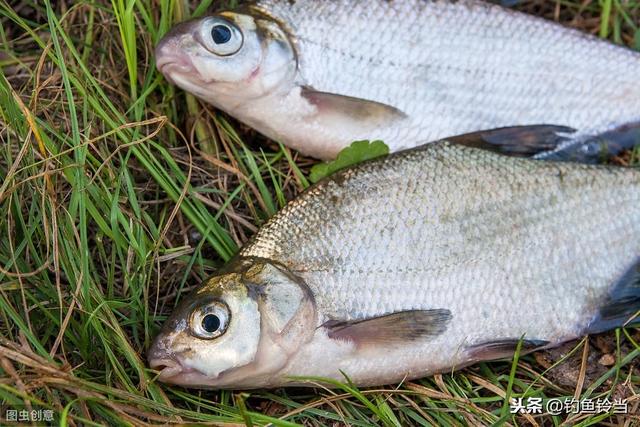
149;357;208;383
158;66;202;87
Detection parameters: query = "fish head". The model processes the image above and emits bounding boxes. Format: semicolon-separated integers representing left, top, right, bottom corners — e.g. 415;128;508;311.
155;11;296;107
148;259;316;389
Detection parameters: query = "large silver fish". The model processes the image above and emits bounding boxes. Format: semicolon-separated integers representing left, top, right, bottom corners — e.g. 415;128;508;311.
148;129;640;388
155;0;640;159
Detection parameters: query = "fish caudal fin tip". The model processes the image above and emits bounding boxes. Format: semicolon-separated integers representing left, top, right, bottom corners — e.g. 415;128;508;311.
586;258;640;335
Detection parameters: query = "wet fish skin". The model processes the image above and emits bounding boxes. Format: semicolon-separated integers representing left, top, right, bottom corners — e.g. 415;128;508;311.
149;139;640;388
155;0;640;159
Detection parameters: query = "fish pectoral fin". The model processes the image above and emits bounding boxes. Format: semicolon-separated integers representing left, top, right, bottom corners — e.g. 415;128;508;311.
447;125;576;158
323;309;451;347
465;338;549;361
585;257;640;335
301;87;407;133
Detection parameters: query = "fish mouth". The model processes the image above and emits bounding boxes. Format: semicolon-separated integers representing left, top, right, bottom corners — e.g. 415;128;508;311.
155;55;195;80
149;357;185;379
155;54;217;89
148;337;217;385
149;357;228;387
155;37;196;81
147;335;203;383
148;356;211;383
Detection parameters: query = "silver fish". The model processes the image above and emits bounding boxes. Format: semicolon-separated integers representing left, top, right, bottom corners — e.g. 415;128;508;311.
155;0;640;159
148;130;640;388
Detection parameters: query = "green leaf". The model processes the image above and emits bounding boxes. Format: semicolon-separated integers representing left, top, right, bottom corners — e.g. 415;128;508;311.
309;140;389;183
634;30;640;51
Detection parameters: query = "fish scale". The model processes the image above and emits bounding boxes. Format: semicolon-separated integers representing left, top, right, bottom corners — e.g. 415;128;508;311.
238;143;640;361
156;0;640;159
156;0;640;161
148;137;640;387
248;0;640;155
151;1;640;385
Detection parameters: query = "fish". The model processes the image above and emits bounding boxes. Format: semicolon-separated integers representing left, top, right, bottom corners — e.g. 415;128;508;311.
154;0;640;160
148;127;640;389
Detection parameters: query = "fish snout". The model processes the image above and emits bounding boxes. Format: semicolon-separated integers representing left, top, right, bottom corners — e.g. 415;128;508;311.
155;25;198;81
148;339;210;385
148;336;185;380
155;43;195;80
149;357;184;380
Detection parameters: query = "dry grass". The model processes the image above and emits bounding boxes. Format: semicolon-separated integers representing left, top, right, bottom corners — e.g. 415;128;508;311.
0;0;639;425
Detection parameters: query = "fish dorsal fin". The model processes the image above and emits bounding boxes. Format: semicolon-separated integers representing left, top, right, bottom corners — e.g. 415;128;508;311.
323;309;451;348
446;125;576;158
448;123;640;164
465;338;549;361
586;258;640;335
301;87;407;134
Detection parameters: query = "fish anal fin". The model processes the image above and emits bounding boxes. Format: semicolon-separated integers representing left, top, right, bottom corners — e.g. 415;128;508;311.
301;87;407;134
323;309;451;347
586;258;640;335
447;125;575;158
466;338;549;361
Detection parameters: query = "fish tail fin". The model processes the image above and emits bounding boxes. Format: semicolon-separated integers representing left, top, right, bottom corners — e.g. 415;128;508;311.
536;121;640;164
585;258;640;335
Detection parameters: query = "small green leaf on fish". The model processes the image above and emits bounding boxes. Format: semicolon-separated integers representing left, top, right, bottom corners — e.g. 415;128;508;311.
309;140;389;183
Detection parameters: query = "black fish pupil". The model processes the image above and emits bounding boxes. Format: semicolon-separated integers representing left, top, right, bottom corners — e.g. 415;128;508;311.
202;314;221;333
211;25;232;44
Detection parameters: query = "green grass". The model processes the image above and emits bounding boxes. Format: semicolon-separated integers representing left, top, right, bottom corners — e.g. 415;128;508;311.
1;0;639;425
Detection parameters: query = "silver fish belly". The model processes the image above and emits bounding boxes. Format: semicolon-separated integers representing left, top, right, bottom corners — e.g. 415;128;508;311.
156;0;640;159
149;140;640;388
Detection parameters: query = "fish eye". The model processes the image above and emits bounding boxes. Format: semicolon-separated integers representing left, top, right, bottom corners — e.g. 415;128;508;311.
190;300;230;339
211;25;232;44
200;18;243;56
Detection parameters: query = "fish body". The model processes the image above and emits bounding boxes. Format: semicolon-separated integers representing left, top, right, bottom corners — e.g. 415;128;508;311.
149;138;640;388
155;0;640;159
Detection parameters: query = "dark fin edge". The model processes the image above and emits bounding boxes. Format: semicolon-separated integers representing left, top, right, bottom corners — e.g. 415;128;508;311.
466;338;550;361
586;258;640;335
448;122;640;165
447;125;575;158
536;121;640;164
